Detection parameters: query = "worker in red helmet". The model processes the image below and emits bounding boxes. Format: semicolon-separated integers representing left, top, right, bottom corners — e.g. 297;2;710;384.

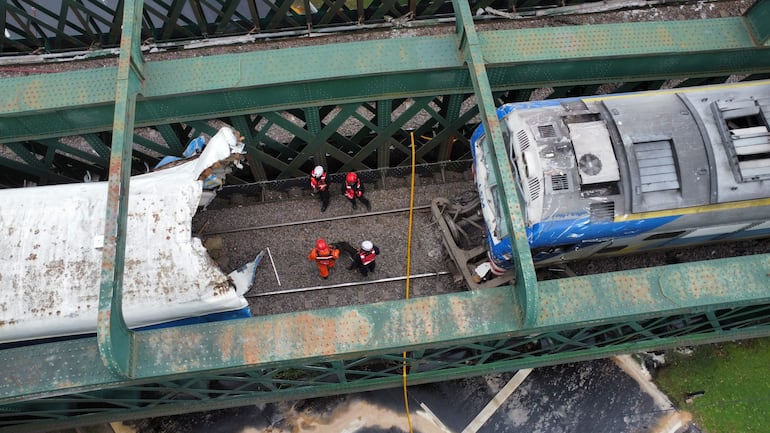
349;240;380;277
307;238;340;279
310;165;330;212
341;171;371;211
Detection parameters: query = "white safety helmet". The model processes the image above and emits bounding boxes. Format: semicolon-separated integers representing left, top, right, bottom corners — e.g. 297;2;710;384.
312;165;324;177
361;240;373;251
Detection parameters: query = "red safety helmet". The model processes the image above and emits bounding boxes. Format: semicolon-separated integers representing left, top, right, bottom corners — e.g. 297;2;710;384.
315;239;328;251
346;172;358;184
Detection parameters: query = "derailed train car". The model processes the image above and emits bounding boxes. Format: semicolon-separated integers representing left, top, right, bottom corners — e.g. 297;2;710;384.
437;80;770;286
0;127;258;347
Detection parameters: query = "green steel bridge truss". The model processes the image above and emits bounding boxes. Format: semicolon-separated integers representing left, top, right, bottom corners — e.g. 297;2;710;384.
1;0;697;55
2;0;770;186
2;257;769;432
1;0;770;431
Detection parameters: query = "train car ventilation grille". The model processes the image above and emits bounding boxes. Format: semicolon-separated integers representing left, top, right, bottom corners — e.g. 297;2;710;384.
568;121;620;185
590;202;615;222
633;140;681;192
528;177;541;202
716;98;770;182
517;130;530;152
551;174;569;191
538;125;556;138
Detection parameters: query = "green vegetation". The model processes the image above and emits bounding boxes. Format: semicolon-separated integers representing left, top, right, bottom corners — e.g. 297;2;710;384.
653;338;770;433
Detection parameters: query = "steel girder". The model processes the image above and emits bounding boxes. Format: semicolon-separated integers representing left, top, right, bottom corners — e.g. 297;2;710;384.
0;98;480;185
0;0;646;54
2;9;770;184
1;254;769;432
5;16;770;140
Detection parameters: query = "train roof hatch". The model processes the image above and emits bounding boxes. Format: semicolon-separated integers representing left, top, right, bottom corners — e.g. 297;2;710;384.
568;121;620;185
716;98;770;182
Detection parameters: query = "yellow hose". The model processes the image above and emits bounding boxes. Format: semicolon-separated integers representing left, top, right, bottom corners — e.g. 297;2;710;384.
402;131;417;433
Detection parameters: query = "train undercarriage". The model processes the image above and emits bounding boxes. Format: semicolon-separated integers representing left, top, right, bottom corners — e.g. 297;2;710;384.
431;195;516;290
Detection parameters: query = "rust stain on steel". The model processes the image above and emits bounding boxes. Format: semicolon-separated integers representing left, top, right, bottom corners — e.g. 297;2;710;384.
683;268;704;299
96;309;110;332
612;274;654;306
399;297;442;342
447;296;475;334
662;265;730;300
690;267;726;298
218;325;235;363
542;278;592;321
656;26;675;48
20;81;43;110
242;311;372;365
241;322;263;364
147;327;207;373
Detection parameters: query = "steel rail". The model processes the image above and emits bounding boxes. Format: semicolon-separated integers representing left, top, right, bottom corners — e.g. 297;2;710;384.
247;271;452;297
201;204;433;235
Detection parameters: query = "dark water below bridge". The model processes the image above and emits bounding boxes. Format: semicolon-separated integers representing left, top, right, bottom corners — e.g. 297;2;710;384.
124;356;696;433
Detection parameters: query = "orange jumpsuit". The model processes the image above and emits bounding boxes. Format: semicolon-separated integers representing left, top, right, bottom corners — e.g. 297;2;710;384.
308;246;340;278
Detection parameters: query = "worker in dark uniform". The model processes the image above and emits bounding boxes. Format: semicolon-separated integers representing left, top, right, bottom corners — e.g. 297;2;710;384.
349;240;380;277
308;238;340;279
310;165;330;212
341;171;371;211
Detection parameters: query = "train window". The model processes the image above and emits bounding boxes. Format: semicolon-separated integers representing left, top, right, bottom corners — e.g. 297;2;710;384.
643;230;687;240
680;223;750;239
599;245;627;254
633;140;681;192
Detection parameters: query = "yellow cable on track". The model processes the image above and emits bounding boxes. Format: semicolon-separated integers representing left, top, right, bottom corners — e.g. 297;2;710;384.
402;131;417;433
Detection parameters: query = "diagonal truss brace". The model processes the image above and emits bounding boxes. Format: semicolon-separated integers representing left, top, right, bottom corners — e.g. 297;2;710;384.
452;0;537;327
97;0;145;379
746;0;770;45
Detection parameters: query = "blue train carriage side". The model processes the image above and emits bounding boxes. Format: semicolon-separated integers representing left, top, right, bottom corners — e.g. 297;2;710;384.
471;80;770;272
0;126;259;348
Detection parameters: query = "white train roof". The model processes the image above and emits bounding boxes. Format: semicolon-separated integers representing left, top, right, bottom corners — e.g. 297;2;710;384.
0;127;250;344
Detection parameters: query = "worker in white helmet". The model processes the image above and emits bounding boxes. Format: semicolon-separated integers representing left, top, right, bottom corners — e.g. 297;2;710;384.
349;240;380;276
310;165;330;212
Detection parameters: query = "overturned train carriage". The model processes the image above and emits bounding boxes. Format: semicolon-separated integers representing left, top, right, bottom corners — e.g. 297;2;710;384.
437;80;770;286
0;127;257;346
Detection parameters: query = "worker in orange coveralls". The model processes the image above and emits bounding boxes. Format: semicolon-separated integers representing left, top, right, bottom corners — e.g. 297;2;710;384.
308;238;340;279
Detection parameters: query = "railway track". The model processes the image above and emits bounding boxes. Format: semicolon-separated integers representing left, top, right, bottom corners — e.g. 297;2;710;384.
191;173;770;316
199;205;433;236
192;177;476;316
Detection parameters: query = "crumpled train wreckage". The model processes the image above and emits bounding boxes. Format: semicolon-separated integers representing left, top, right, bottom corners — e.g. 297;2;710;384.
0;127;257;345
